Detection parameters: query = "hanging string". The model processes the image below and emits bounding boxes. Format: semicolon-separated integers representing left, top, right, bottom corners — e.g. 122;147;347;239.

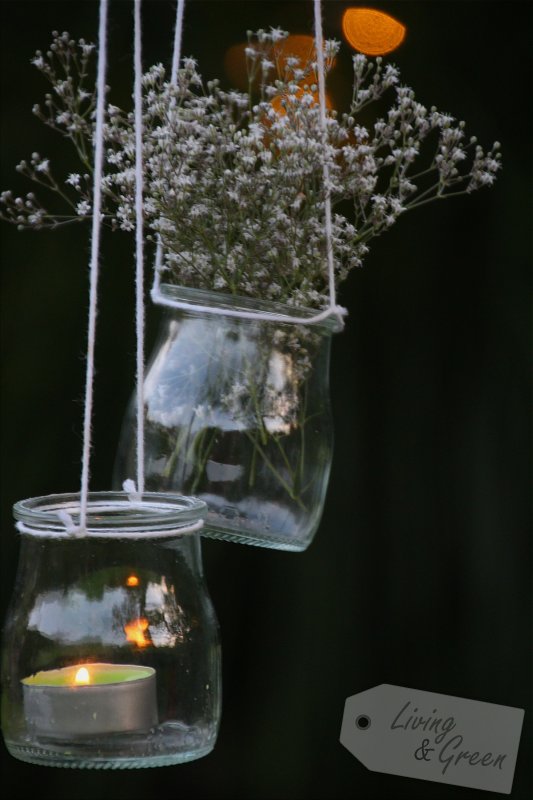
150;0;347;327
313;0;336;314
152;0;186;301
52;0;342;537
133;0;146;497
36;0;204;539
78;0;109;533
170;0;186;83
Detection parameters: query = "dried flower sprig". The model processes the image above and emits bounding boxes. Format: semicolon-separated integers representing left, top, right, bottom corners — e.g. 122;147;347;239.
1;28;501;309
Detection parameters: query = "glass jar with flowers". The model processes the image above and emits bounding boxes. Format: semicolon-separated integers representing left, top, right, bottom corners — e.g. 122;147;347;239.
0;29;501;549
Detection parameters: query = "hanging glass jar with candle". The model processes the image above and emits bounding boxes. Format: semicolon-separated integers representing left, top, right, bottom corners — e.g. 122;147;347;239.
1;492;221;769
114;286;342;551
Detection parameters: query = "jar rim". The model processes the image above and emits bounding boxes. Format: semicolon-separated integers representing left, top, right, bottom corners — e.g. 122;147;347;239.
157;284;343;333
13;492;207;539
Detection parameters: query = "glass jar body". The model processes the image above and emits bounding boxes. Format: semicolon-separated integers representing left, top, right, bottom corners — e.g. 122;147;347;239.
114;287;339;550
2;496;221;769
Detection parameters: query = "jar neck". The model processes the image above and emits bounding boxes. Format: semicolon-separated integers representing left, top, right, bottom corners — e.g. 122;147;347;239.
156;284;343;335
13;492;207;541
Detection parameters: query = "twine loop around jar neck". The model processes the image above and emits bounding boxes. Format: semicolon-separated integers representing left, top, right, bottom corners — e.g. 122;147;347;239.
14;490;206;540
152;284;345;334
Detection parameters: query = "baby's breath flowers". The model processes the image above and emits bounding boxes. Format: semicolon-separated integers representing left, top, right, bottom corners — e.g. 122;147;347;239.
0;28;503;519
1;28;501;309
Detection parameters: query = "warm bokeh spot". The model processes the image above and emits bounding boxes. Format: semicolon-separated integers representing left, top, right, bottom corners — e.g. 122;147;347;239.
223;43;248;90
126;574;139;587
270;85;333;117
276;34;316;70
124;617;151;648
342;8;406;56
224;35;333;91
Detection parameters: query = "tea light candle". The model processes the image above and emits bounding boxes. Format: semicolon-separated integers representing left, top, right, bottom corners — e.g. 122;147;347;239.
22;663;157;737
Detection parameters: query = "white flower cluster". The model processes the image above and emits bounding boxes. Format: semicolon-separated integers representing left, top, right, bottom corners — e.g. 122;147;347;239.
1;32;96;230
1;29;502;308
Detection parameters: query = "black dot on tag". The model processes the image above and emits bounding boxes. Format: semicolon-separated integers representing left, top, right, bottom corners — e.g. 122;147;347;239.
355;714;371;730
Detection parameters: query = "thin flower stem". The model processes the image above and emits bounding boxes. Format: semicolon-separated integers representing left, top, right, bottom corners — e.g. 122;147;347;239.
271;433;296;482
190;428;218;494
248;439;258;488
407;188;470;211
244;430;308;511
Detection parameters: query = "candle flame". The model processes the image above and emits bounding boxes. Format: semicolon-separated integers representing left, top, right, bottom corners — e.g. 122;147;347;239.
74;666;91;685
124;617;151;648
126;574;139;587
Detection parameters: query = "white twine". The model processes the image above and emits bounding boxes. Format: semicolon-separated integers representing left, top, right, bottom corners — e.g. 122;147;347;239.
123;477;142;502
63;0;177;539
133;0;146;496
15;484;205;540
151;0;347;327
313;0;337;313
100;3;147;513
152;0;185;302
58;510;83;537
170;0;186;84
16;518;204;540
46;0;342;539
78;0;109;535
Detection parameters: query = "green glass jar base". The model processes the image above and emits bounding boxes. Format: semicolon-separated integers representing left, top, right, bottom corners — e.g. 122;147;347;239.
4;723;216;769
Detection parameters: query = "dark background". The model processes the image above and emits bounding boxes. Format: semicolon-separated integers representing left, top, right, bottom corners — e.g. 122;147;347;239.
0;1;531;798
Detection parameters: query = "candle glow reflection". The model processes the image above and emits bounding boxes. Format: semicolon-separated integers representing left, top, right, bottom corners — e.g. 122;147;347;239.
124;617;151;648
74;666;90;685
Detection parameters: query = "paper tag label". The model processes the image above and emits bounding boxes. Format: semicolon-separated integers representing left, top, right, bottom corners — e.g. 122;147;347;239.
340;685;523;794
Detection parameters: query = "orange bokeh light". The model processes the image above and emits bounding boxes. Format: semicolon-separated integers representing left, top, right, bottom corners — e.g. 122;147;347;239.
224;34;335;91
124;617;151;648
270;85;333;117
342;8;406;56
126;574;139;587
275;34;316;71
74;666;90;685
